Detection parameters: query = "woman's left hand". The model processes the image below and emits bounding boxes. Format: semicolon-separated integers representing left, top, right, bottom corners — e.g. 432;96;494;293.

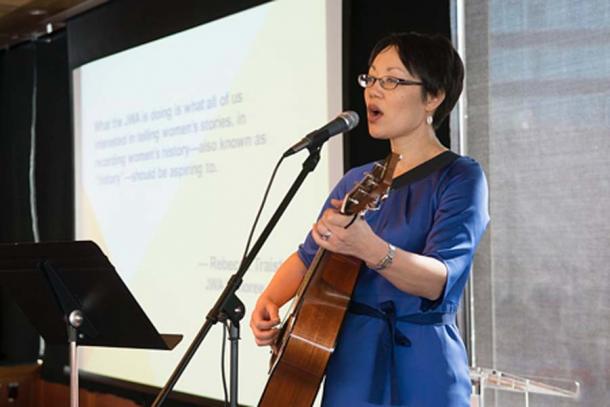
311;199;382;260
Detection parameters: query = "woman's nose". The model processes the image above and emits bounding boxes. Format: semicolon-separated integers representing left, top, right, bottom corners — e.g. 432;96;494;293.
366;83;383;98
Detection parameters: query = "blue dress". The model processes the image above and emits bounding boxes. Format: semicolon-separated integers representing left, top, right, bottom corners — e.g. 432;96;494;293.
297;152;490;406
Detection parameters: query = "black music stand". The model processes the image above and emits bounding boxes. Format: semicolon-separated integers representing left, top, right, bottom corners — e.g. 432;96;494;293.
0;240;182;407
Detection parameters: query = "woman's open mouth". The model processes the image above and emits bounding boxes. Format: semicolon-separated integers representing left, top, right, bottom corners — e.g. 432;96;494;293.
367;104;383;122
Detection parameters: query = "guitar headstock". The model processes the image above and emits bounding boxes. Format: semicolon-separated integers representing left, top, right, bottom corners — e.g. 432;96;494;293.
340;152;400;216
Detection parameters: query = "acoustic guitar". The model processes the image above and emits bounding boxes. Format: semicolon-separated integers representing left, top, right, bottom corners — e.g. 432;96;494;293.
258;152;399;407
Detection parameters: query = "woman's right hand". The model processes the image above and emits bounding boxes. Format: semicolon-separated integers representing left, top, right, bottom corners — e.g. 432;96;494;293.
250;295;281;346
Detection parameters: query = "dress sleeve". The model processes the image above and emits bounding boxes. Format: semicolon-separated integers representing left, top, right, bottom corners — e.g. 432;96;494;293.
296;168;362;268
421;159;490;310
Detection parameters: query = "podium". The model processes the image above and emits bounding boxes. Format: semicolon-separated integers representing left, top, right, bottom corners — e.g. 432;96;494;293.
470;366;580;407
0;241;182;407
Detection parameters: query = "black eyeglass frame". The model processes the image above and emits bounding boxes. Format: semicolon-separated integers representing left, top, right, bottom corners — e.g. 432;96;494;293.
357;73;423;90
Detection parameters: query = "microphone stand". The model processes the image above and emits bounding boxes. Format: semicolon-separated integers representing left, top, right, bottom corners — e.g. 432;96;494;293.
152;146;322;407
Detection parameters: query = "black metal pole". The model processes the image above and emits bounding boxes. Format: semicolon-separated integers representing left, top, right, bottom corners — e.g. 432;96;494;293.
229;320;240;407
151;148;322;406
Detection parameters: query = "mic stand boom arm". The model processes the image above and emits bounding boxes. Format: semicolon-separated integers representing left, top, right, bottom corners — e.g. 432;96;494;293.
152;146;322;407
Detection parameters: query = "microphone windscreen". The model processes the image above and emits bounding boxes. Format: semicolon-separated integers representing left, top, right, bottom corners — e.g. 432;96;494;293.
339;111;359;131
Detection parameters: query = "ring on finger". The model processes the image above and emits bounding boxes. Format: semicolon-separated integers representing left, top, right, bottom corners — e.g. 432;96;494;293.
321;230;332;241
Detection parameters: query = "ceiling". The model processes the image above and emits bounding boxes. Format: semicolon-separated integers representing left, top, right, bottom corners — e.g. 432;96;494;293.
0;0;30;17
0;0;108;49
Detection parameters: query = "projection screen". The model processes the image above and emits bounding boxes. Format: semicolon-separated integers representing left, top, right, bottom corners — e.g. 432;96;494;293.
72;0;343;404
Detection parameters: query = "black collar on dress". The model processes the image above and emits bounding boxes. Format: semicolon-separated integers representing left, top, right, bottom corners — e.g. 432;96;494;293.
391;150;460;190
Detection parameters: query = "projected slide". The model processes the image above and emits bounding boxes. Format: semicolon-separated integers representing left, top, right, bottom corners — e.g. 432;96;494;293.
73;0;342;404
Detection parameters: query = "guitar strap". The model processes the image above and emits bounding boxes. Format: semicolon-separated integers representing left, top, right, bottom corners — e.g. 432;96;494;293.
391;150;460;190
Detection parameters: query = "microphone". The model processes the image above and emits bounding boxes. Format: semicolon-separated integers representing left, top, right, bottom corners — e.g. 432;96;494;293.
283;111;359;157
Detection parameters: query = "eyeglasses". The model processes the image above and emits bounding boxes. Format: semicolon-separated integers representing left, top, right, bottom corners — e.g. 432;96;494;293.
357;73;423;90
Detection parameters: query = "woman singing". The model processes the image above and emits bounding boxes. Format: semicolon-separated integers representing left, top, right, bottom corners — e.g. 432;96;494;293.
250;32;489;406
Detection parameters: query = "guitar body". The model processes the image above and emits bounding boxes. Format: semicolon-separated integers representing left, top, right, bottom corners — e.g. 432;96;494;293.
257;152;399;407
258;250;361;407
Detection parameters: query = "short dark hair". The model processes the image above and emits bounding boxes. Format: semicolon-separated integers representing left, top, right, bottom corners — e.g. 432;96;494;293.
368;32;464;129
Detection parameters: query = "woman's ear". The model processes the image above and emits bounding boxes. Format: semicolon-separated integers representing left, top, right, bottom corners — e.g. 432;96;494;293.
425;90;445;113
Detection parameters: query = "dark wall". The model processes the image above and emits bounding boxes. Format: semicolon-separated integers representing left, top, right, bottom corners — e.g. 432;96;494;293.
0;43;41;365
0;29;73;372
0;44;35;243
34;33;74;242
